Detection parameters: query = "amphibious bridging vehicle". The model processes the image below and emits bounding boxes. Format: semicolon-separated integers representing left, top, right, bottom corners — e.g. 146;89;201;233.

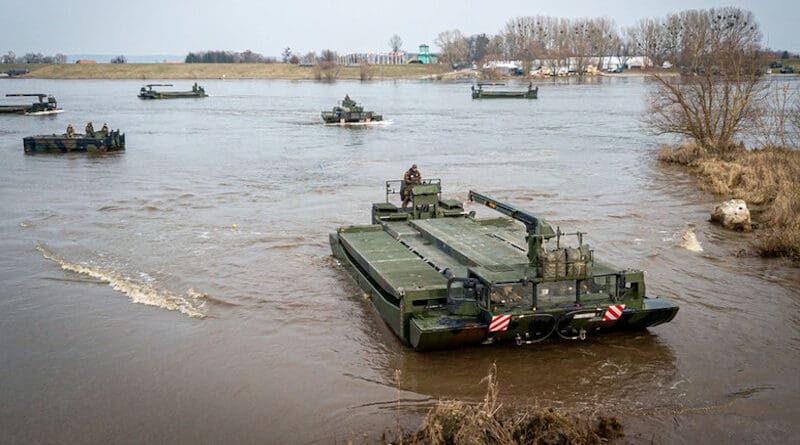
321;95;383;124
138;83;207;99
0;93;63;115
24;127;125;154
330;181;678;351
471;82;538;99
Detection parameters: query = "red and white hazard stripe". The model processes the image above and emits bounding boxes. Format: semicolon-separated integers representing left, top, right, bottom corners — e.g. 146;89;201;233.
602;304;626;321
489;315;512;332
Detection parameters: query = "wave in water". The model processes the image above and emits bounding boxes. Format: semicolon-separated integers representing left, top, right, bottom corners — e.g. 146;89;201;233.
37;245;207;319
678;226;703;253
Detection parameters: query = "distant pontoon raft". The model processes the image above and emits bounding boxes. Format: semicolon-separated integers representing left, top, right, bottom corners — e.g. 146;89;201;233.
471;82;538;99
0;93;63;115
24;126;125;154
137;83;207;99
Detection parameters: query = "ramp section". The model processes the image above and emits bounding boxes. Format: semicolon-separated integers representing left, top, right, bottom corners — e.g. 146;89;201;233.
338;227;448;300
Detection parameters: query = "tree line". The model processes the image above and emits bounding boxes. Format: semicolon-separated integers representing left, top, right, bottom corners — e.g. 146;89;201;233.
433;9;794;72
2;51;67;64
184;50;277;64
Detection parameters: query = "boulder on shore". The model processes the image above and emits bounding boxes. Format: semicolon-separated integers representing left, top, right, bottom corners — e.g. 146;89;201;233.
710;199;752;232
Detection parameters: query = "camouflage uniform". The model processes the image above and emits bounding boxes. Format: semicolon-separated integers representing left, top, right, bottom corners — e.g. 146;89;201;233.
342;95;356;109
66;124;75;138
85;122;94;137
402;165;422;208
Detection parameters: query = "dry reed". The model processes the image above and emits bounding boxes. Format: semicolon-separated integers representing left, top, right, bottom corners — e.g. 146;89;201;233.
659;143;800;260
388;364;623;445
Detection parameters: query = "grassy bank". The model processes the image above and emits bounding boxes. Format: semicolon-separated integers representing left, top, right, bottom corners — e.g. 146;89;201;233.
1;63;450;80
659;143;800;260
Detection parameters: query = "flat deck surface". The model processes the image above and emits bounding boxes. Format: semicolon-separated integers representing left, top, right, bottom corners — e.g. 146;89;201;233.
410;218;529;267
339;216;537;298
338;229;448;298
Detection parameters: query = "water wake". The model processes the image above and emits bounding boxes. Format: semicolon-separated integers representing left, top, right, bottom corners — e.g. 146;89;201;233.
678;227;703;253
37;245;207;319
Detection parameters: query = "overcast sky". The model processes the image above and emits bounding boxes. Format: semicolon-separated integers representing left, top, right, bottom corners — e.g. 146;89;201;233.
1;0;797;57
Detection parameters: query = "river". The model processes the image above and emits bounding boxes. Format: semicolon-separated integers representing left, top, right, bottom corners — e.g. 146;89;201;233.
1;77;798;444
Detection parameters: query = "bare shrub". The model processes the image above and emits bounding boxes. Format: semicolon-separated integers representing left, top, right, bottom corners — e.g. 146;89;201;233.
657;142;708;165
360;62;375;81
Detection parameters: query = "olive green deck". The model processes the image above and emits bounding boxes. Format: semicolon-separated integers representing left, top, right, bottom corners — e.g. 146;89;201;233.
337;226;449;300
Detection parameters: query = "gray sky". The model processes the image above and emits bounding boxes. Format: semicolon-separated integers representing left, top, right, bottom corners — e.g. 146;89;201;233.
1;0;797;57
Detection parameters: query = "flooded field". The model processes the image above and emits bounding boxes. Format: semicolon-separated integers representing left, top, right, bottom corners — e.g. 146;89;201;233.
1;77;798;444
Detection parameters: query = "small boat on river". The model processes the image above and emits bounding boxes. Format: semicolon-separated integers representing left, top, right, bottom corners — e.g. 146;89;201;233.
321;95;383;124
24;124;125;154
138;83;207;99
330;180;678;350
472;82;538;99
0;93;63;115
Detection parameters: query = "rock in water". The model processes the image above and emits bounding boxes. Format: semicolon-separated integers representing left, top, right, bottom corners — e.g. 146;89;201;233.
710;199;752;232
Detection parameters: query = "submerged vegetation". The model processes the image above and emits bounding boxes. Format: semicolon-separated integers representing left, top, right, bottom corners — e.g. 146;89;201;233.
388;365;624;445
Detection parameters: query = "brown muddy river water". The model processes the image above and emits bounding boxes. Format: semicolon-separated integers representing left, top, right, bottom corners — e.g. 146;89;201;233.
1;77;798;444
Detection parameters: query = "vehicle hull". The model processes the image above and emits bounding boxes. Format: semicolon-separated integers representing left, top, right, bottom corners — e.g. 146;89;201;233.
321;110;383;124
330;221;678;351
23;132;125;154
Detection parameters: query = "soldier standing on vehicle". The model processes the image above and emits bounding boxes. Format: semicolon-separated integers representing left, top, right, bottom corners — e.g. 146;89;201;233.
342;94;355;109
101;123;109;135
85;122;94;137
402;164;422;208
66;124;75;138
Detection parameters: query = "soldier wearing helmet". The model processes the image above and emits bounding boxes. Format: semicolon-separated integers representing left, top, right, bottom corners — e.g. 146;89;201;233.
402;164;421;208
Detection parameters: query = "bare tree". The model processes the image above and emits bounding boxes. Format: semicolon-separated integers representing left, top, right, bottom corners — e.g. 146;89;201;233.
301;51;317;65
110;55;126;64
316;49;339;81
389;34;403;53
586;17;619;71
435;29;469;66
2;51;15;64
627;18;667;68
568;18;594;74
645;7;766;156
503;16;549;75
281;47;292;63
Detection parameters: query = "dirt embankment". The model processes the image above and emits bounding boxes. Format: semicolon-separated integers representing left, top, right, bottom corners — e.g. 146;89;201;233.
1;63;450;80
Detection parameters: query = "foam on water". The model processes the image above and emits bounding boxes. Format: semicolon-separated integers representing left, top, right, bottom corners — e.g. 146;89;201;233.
678;227;703;253
37;245;207;318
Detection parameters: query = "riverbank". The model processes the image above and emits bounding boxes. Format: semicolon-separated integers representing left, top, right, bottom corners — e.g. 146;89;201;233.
1;62;682;81
0;63;451;80
659;143;800;261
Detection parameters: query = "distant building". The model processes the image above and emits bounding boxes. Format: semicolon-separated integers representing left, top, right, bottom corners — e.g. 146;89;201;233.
412;44;437;64
75;59;96;64
337;51;407;66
